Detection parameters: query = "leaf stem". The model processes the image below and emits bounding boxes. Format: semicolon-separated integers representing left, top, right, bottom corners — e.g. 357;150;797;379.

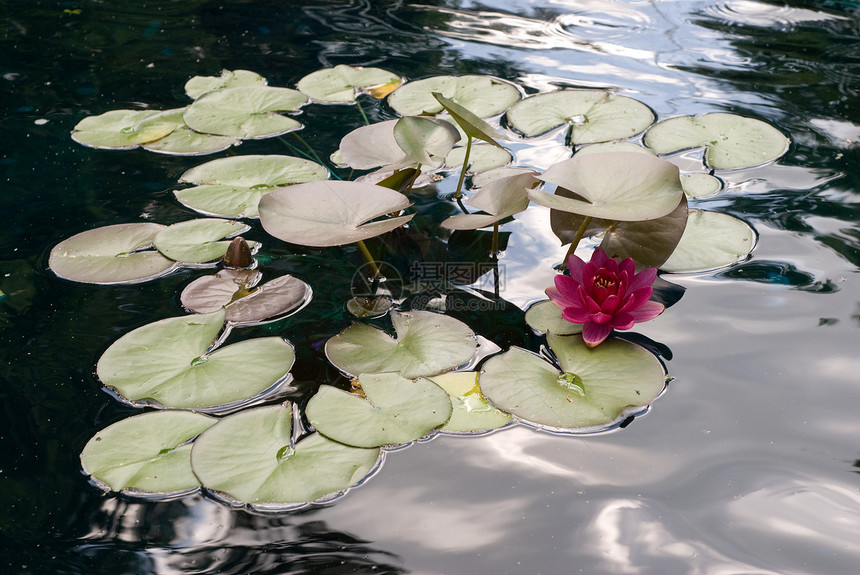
453;136;472;199
356;240;381;277
562;216;592;269
491;221;499;256
356;99;370;125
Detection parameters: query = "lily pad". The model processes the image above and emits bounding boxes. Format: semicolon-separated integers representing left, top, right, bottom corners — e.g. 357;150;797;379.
388;75;520;118
325;309;477;378
97;309;296;411
681;173;723;198
181;269;312;326
185;69;267;100
643;113;790;170
306;372;453;448
49;222;177;284
154;218;253;264
505;90;654;141
183;86;308;139
190;402;380;509
598;194;689;268
479;334;666;432
531;152;684;221
297;65;402;103
432;92;506;147
81;410;217;495
71;108;184;149
142;126;240;156
524;300;583;335
444;144;512;174
338;117;459;171
258;180;414;247
442;171;539;230
428;371;513;434
660;209;756;272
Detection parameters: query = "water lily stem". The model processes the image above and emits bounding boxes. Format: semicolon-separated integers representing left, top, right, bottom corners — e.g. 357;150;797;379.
356;99;370;125
453;136;473;199
491;221;499;256
562;216;592;269
356;240;381;277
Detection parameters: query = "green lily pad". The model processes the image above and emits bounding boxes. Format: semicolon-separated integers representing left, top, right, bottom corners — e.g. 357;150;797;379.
181;269;312;326
441;171;538;230
142;126;240;156
297;65;402;103
97;309;296;411
428;371;513;434
524;300;583;335
506;90;654;141
444;144;512;174
190;402;380;509
306;372;453;448
258;180;414;247
643;113;790;170
175;155;329;218
530;152;684;221
660;209;756;272
388;75;521;118
81;410;217;495
183;86;308;139
153;218;253;263
681;173;723;198
325;310;477;378
185;69;267;100
479;335;666;432
71;108;184;149
49;222;177;284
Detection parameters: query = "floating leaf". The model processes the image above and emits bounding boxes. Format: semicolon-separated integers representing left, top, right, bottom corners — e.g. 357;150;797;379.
393;116;461;167
524;300;582;335
154;218;253;263
258;180;414;247
388;75;520;118
444;144;512;174
681;173;723;198
183;86;308;139
442;171;538;230
506;90;654;141
81;411;216;495
97;310;295;411
181;270;312;326
49;222;177;284
479;335;665;431
643;113;790;170
337;117;459;171
325;310;477;378
306;372;453;448
432;92;506;147
428;371;512;434
531;152;684;221
185;69;267;100
297;65;402;103
71;109;184;149
175;155;328;218
471;166;537;188
191;402;380;509
142;126;240;156
660;209;756;272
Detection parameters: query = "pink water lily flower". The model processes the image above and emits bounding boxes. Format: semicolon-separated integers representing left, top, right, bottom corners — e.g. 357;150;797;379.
546;248;665;347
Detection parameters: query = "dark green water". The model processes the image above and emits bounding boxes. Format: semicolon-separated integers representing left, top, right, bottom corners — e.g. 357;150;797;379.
2;1;859;573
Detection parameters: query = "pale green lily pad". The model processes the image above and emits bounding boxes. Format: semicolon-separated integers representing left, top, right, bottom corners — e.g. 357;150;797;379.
530;152;684;221
180;269;312;326
660;209;756;272
49;222;177;284
185;69;267;100
471;166;537;188
175;155;329;218
71;108;184;149
191;402;380;509
297;65;402;103
393;116;461;167
154;218;253;263
505;90;654;141
524;300;583;335
325;309;477;378
428;371;512;434
479;335;666;432
81;410;216;495
444;144;512;173
258;180;414;247
681;173;723;198
97;309;295;411
183;86;308;139
576;141;652;156
388;75;521;118
142;126;240;156
643;113;790;170
442;171;538;230
306;372;453;448
432;92;506;147
338;117;459;171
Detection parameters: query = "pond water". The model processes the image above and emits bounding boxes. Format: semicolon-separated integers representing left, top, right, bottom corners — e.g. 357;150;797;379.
2;1;859;573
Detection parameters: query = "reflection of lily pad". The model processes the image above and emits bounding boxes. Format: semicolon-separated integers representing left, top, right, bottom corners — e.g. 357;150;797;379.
97;310;295;411
154;218;253;263
388;75;520;118
479;335;666;432
181;270;312;326
429;371;512;434
524;300;582;335
183;86;308;139
643;113;790;170
259;180;414;247
81;410;216;495
185;69;267;100
71;109;184;149
297;65;402;103
506;90;654;141
49;222;177;285
191;402;380;509
660;209;756;272
325;310;477;378
307;372;453;448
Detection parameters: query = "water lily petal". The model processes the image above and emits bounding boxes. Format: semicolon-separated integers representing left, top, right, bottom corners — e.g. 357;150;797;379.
628;300;665;322
628;266;658;292
582;322;613;347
